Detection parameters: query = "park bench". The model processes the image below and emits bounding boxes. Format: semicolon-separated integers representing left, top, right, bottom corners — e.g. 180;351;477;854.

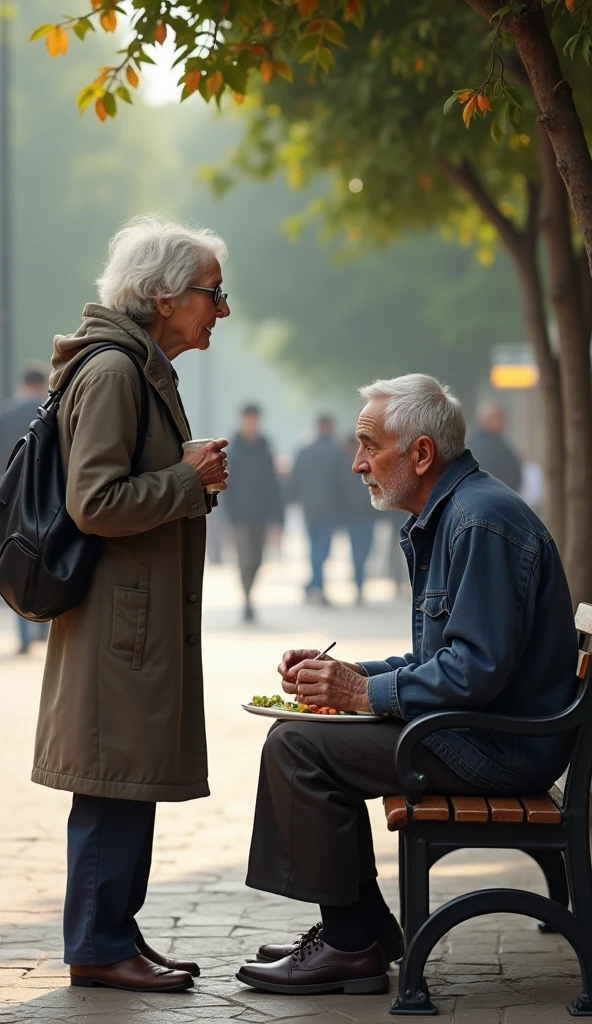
383;602;592;1017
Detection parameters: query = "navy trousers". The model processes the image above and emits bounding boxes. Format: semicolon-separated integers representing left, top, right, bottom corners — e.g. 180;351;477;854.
347;521;375;592
63;794;156;965
305;519;334;593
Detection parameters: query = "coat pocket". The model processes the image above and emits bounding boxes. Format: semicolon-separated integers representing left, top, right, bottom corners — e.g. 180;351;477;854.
418;592;450;659
111;565;149;670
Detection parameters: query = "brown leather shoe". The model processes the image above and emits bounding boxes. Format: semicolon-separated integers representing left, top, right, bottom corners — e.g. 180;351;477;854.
257;913;404;965
237;935;389;995
136;938;200;977
70;954;194;992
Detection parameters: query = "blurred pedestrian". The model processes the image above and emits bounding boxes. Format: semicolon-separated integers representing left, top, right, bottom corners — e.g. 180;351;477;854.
387;510;410;596
467;401;522;491
225;405;284;622
290;415;344;605
0;362;51;654
343;436;377;604
32;215;230;993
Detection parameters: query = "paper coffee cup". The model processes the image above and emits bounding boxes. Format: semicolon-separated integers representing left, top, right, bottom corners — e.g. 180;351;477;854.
183;439;225;494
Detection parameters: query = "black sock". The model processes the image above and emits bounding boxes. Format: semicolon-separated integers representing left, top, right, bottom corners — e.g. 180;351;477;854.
319;903;372;952
357;878;391;934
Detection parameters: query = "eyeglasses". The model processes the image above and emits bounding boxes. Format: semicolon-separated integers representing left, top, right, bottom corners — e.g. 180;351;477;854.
187;284;228;306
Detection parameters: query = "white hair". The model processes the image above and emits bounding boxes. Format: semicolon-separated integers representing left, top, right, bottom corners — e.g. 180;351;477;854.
359;373;466;462
96;215;228;325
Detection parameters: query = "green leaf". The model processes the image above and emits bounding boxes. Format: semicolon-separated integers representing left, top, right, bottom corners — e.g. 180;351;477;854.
293;36;319;60
443;93;459;116
29;23;54;42
564;33;580;59
102;91;117;117
116;85;132;103
316;46;334;72
73;19;95;42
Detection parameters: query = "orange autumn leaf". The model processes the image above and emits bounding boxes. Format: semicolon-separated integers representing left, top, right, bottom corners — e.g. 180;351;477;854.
95;97;108;122
477;93;491;111
261;60;274;84
418;173;433;189
46;27;69;58
458;90;473;104
126;65;139;89
100;9;117;32
298;0;318;16
154;22;167;44
207;70;224;96
345;0;361;19
566;0;576;10
91;0;102;8
415;57;425;72
262;18;275;35
185;70;201;96
233;92;245;105
463;94;478;128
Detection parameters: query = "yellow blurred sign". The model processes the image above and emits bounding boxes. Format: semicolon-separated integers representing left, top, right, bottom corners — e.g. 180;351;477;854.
490;364;539;390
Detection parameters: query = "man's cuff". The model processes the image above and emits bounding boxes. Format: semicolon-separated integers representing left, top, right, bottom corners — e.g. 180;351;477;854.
172;461;208;519
359;659;397;677
367;670;402;718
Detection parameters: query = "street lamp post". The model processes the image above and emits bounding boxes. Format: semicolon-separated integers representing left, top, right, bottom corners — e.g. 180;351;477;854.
0;3;13;401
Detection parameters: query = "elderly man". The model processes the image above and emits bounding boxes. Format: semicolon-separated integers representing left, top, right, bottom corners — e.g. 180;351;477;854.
237;373;576;996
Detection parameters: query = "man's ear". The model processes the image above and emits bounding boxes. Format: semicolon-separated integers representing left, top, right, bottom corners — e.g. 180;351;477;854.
414;436;436;476
155;296;174;318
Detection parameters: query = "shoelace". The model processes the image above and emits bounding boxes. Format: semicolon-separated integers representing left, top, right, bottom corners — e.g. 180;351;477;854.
292;923;324;964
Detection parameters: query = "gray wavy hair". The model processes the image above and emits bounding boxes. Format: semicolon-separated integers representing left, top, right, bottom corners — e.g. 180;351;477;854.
96;214;228;325
359;374;466;462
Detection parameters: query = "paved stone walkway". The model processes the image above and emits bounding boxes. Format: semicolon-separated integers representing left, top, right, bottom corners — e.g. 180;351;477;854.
0;537;586;1023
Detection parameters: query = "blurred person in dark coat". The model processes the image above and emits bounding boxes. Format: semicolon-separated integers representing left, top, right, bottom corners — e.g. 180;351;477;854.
290;415;344;605
225;405;284;621
343;437;378;604
0;362;51;654
466;401;522;492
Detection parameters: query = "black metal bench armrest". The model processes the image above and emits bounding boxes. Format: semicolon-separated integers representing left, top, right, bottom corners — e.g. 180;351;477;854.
394;696;586;801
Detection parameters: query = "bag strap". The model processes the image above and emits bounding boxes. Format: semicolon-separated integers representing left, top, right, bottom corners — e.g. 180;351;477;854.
49;344;150;473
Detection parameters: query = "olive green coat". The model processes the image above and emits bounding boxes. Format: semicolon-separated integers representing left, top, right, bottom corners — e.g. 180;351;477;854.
32;304;210;802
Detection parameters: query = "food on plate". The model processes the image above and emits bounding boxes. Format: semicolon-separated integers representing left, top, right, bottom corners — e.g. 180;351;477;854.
250;695;348;715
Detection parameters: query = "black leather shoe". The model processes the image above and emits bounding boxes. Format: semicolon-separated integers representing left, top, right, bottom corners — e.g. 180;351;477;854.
237;935;389;995
257;913;404;965
70;954;194;992
136;938;200;977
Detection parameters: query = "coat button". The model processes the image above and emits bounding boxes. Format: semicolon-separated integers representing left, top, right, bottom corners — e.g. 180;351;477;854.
188;593;198;603
187;634;197;645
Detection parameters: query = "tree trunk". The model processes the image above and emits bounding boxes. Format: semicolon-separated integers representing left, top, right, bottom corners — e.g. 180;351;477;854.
440;159;565;547
467;0;592;277
538;125;592;605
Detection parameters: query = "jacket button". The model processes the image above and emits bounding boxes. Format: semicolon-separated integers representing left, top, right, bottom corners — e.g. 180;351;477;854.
187;634;197;645
188;593;198;603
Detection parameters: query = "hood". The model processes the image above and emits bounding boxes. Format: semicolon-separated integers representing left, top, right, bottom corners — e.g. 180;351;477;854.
50;304;154;392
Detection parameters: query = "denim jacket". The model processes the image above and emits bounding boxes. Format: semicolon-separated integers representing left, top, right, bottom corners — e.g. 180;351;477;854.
361;451;577;792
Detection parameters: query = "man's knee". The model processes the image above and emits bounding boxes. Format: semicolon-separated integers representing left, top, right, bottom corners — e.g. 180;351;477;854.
263;722;322;769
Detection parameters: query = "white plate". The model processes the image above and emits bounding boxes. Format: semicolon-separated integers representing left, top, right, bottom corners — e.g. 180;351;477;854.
241;704;382;723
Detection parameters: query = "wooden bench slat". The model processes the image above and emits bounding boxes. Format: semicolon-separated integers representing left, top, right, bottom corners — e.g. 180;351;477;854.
487;797;524;822
451;796;489;822
413;795;450;821
577;650;591;679
575;602;592;635
520;794;562;824
384;796;407;831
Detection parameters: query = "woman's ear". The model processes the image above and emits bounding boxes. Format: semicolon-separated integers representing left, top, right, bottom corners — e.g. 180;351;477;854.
154;296;174;318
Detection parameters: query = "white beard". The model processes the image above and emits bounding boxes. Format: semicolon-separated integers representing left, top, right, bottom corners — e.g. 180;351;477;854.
363;459;415;511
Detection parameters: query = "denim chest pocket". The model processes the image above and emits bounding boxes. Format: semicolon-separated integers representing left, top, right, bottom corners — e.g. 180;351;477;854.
418;592;450;659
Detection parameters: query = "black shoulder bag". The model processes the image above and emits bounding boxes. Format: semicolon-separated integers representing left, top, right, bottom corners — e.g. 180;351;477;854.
0;345;149;622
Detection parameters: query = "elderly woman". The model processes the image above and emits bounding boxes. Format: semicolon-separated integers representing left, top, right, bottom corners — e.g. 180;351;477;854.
31;216;230;993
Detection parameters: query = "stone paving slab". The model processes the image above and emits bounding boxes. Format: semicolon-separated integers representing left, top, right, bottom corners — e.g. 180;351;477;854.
0;556;589;1022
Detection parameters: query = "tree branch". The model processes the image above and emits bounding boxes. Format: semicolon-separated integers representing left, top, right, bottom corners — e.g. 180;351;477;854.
439;156;521;255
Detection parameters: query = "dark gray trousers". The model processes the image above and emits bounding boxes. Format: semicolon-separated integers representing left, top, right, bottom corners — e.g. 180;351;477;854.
246;719;490;906
234;524;267;600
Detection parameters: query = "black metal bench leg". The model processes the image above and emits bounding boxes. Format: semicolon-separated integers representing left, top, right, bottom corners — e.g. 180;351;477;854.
398;831;406;930
389;888;592;1016
565;821;592;935
519;848;570;933
403;831;430;946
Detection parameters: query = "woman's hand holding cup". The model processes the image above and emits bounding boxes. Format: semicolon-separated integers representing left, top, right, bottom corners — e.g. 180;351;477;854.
182;438;229;493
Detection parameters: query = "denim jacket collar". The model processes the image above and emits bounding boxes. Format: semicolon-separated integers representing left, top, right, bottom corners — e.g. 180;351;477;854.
406;449;478;533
